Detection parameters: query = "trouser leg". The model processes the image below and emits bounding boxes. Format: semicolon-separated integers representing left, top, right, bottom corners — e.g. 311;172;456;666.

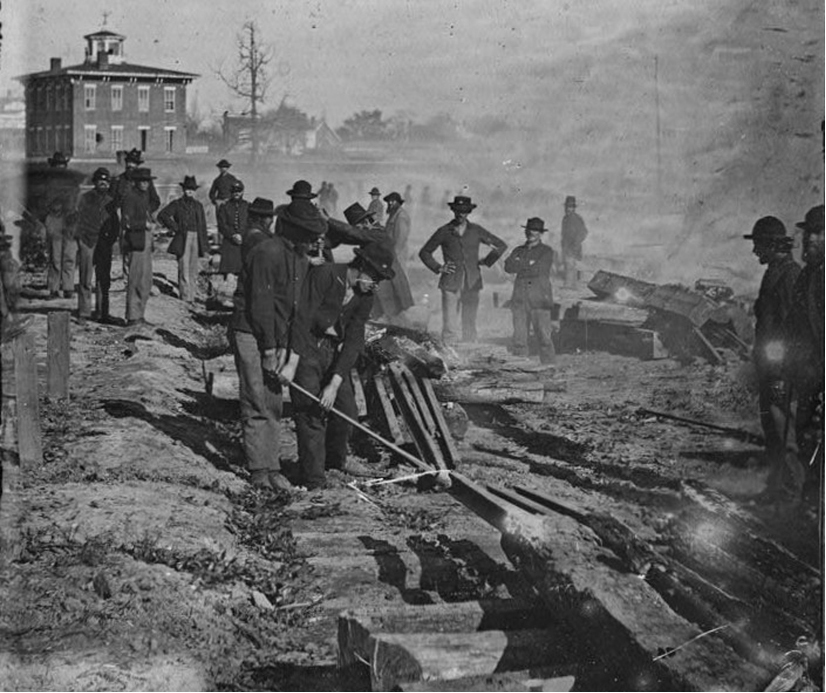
293;352;329;488
178;232;199;303
94;242;113;318
460;289;480;342
326;374;356;470
532;308;556;363
441;290;459;344
61;238;76;294
759;379;803;500
126;233;152;321
232;330;282;473
77;241;94;317
511;305;529;355
47;231;62;294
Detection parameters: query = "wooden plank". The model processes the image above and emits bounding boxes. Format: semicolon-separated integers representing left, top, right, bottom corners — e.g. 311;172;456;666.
557;318;667;360
419;376;462;467
350;368;368;418
691;325;723;365
373;374;406;445
397;363;437;435
46;311;70;400
399;671;575;692
13;331;43;468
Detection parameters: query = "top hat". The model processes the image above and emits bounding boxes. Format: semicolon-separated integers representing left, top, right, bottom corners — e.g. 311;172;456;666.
344;202;375;226
230;180;245;193
448;195;477;212
354;242;396;280
744;216;787;241
132;167;156;182
125;148;144;165
795;205;824;234
522;217;548;233
179;175;200;190
92;167;111;183
564;196;576;207
48;151;70;167
248;197;276;217
383;191;404;205
286;180;317;199
369;187;381;196
216;159;232;169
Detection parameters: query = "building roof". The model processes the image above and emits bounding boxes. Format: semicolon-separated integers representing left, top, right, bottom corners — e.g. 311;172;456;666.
18;61;199;83
84;29;126;39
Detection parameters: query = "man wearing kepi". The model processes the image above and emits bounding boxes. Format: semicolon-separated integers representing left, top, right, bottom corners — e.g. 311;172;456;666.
217;180;249;276
74;167;116;322
158;175;209;304
503;217;556;364
281;242;396;490
230;186;325;492
419;195;507;343
121;167;160;326
744;216;803;506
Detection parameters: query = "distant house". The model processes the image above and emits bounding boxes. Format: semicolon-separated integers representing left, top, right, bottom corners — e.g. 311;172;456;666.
307;121;342;151
18;28;198;160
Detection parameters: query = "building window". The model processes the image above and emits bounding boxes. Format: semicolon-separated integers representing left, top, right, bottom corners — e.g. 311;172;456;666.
63;85;71;111
84;84;96;110
84;125;97;153
45;86;52;111
138;127;150;152
54;84;62;112
164;127;175;152
37;127;45;154
164;87;175;112
46;126;54;151
138;86;150;112
111;85;123;112
110;126;124;153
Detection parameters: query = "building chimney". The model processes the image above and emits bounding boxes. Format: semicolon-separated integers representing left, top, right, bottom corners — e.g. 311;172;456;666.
50;57;62;72
97;51;109;68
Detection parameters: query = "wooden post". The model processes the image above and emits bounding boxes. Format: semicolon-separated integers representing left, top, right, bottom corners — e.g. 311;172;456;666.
47;311;70;400
13;331;43;467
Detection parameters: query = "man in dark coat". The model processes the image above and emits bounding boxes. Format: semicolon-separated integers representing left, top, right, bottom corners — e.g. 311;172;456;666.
158;176;209;304
208;159;240;211
419;195;507;343
744;216;804;504
503;217;556;363
373;192;414;320
230;187;325;491
75;167;116;322
367;187;385;225
786;205;824;503
281;242;396;489
216;180;249;276
560;195;588;289
121;168;161;325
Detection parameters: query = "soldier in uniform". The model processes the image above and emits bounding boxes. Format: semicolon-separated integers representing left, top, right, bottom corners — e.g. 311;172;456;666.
208;159;240;212
503;217;556;364
419;195;507;344
216;180;249;276
744;216;804;505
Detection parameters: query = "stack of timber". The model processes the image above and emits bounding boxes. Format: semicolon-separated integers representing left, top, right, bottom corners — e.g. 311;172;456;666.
559;270;752;363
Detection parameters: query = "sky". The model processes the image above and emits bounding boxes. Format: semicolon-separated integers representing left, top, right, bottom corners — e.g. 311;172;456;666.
6;0;695;126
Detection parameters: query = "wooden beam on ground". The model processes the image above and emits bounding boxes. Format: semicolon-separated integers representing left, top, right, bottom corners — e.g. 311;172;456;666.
556;318;667;360
691;326;723;365
397;363;437;435
350;368;367;418
419;375;462;467
372;374;406;445
398;671;575;692
47;311;70;400
13;330;42;468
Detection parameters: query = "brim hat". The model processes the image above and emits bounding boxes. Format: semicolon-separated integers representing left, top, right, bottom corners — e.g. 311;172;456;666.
179;175;199;190
248;197;276;217
286;179;317;199
354;242;396;281
795;205;824;234
48;151;70;167
383;191;404;205
448;195;477;212
522;216;548;233
369;187;381;196
125;148;144;165
744;215;787;241
564;196;576;207
216;159;232;168
344;202;375;226
132;167;156;182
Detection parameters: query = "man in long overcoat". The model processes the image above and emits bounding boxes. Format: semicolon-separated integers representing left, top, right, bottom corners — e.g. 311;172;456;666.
560;195;588;289
217;180;249;276
372;191;414;320
419;195;507;343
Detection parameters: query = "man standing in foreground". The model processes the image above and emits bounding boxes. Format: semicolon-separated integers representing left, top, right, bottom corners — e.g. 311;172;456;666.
419;195;507;344
281;242;397;490
560;195;588;289
158;175;209;304
373;191;414;321
121;168;160;326
503;217;556;364
744;216;803;506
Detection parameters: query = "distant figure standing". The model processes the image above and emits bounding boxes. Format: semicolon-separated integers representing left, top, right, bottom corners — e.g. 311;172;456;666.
560;195;588;289
318;182;331;215
44;198;75;299
403;184;414;207
503;217;556;364
744;216;803;505
121;168;161;326
327;183;339;217
216;181;249;276
209;159;240;212
367;187;385;225
158;176;209;304
419;195;507;344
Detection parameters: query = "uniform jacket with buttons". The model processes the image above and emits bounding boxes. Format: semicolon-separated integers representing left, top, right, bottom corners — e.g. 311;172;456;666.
419;220;507;293
503;241;555;309
217;197;250;273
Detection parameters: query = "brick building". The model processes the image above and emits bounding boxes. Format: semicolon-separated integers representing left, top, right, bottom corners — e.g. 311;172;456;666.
18;28;198;160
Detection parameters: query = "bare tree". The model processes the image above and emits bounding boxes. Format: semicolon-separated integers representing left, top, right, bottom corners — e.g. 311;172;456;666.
216;21;273;162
